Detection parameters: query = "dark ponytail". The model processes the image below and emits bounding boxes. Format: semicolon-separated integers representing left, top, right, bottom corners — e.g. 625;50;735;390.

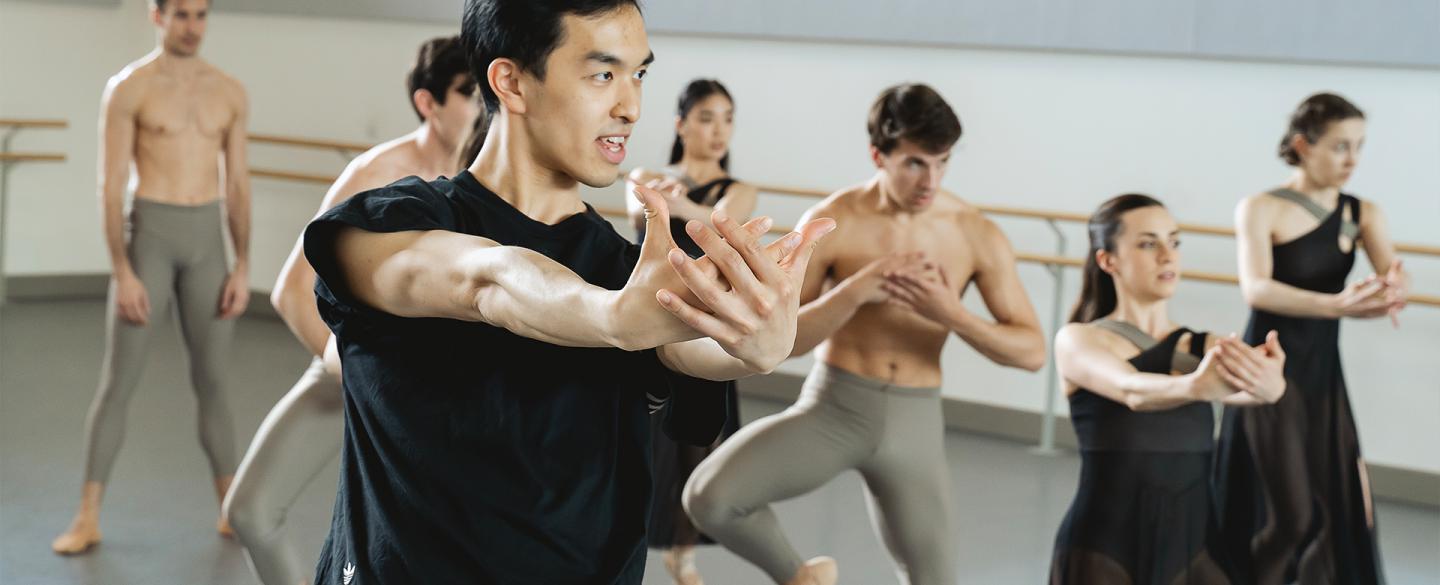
669;78;733;171
454;105;488;174
1070;194;1166;323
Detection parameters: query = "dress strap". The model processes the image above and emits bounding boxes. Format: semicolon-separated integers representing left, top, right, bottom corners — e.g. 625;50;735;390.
1269;188;1358;240
1093;319;1201;375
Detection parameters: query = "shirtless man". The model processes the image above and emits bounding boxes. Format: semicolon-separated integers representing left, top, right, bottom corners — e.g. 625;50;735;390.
684;83;1047;585
53;0;251;555
221;36;478;585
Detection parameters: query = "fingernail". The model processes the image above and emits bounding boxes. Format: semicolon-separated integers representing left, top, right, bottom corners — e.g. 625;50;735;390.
713;209;729;223
657;290;673;304
686;221;702;235
759;217;774;232
668;249;686;266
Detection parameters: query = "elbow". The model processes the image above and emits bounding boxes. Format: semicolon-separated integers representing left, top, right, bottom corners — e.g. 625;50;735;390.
1009;330;1048;372
1019;340;1047;373
1123;393;1154;412
1239;281;1264;307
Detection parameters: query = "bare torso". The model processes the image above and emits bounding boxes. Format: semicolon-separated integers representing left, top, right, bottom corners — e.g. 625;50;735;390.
123;54;243;205
814;185;985;387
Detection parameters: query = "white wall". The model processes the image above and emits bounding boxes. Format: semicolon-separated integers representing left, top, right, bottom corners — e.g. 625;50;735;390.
2;0;1437;472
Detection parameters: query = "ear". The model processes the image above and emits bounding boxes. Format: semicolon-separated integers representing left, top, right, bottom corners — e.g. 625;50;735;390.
1289;133;1310;162
869;145;884;169
487;58;527;115
150;4;164;26
674;115;684;134
412;89;438;121
1096;248;1118;276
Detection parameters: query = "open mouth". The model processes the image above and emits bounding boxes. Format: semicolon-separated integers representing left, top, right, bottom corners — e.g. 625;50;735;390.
597;135;627;164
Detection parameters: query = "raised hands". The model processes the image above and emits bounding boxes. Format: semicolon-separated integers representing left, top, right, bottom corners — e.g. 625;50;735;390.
631;183;835;373
1211;331;1286;403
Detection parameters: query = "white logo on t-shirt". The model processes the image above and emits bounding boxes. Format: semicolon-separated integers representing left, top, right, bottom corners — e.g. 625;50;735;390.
342;562;356;585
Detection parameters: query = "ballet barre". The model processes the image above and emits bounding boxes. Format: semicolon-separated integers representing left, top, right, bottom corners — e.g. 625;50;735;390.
0;118;69;305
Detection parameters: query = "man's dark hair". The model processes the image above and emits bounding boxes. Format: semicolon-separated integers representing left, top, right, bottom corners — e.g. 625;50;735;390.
461;0;641;114
408;36;475;122
154;0;209;12
867;83;962;155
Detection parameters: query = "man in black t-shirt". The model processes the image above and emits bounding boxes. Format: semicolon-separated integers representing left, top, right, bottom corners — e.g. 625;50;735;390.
302;1;835;583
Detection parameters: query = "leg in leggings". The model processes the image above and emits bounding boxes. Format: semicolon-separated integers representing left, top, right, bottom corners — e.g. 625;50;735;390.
857;386;955;585
82;221;177;484
684;365;882;583
172;209;239;479
226;358;344;585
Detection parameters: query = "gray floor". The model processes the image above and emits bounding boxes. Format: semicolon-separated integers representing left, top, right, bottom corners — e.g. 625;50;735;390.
1;299;1436;585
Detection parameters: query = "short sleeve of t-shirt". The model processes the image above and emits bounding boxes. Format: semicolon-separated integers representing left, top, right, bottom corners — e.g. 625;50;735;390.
303;176;458;339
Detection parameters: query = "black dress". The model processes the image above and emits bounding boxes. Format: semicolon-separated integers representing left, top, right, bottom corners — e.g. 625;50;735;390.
1216;193;1386;584
637;174;743;548
1051;323;1236;585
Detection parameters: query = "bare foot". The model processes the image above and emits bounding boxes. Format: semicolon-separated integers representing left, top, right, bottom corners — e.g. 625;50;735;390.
53;482;105;555
784;557;837;585
662;548;704;585
215;475;236;538
52;516;102;555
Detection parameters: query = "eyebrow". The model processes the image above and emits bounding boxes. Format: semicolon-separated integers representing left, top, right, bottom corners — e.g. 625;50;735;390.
1138;231;1181;237
585;51;655;67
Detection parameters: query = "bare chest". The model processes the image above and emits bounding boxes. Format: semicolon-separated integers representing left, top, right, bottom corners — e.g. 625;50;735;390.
136;77;234;140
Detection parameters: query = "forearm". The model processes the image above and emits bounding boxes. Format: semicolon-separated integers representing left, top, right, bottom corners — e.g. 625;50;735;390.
226;181;251;267
1243;278;1341;319
100;185;133;276
944;308;1046;371
792;283;866;357
468;246;701;350
1117;372;1200;411
658;338;757;381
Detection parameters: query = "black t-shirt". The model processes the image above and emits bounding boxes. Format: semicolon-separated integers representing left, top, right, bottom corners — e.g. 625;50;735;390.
303;171;723;585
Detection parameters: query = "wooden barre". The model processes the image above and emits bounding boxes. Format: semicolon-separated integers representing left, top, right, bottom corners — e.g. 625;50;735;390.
249;133;373;153
0;118;68;129
589;207;1438;308
251;167;339;185
0;153;66;163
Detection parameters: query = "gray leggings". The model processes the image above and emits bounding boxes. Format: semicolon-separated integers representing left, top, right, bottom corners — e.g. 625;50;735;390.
225;357;343;585
83;199;237;484
684;363;956;585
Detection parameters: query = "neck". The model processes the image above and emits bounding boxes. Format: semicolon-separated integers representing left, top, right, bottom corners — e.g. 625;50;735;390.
467;115;586;224
673;156;726;183
411;122;451;178
153;46;199;71
1106;291;1172;337
867;173;919;217
1284;170;1340;203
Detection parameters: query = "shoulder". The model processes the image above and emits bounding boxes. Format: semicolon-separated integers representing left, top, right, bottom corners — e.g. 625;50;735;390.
1236;190;1282;216
723;180;758;199
1055;322;1101;351
105;60;153;102
213;68;248;106
1056;321;1129;358
803;184;863;220
353;136;424;182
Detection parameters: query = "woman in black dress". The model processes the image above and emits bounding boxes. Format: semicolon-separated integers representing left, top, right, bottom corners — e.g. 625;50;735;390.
625;79;759;585
1051;194;1287;585
1216;93;1409;585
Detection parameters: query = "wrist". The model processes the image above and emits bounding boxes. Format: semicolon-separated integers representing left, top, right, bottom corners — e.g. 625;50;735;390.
1322;293;1345;319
